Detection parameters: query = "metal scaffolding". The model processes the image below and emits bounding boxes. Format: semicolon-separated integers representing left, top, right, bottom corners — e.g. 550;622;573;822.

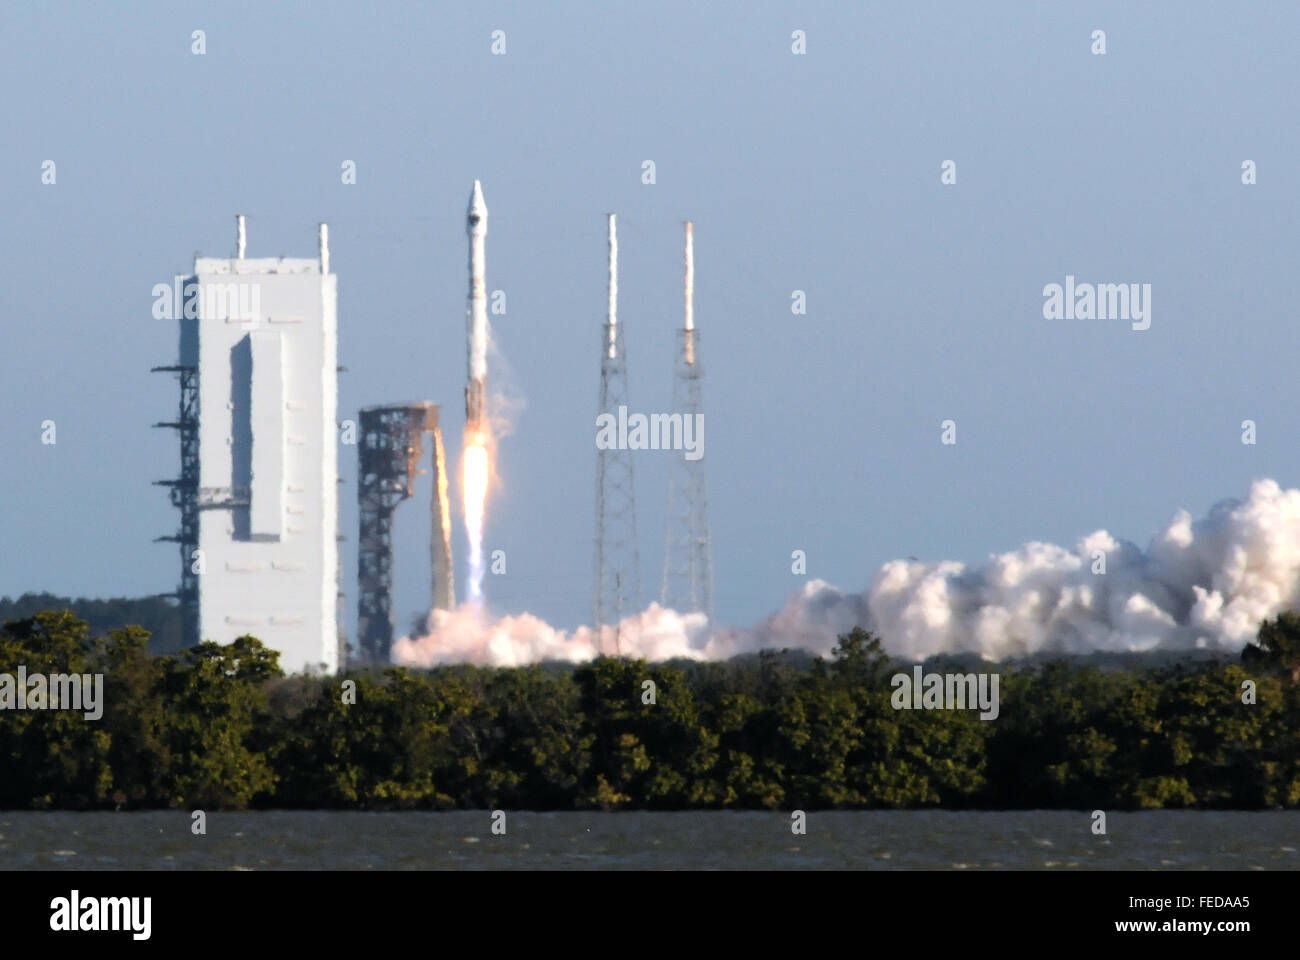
356;403;453;663
661;222;714;624
152;363;200;648
660;330;713;623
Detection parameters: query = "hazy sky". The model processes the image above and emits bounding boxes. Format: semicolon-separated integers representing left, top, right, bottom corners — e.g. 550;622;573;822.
3;1;1298;639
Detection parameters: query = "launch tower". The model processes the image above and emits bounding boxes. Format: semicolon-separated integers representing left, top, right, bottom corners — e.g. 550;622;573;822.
593;214;642;649
356;403;453;663
155;217;342;673
661;222;714;624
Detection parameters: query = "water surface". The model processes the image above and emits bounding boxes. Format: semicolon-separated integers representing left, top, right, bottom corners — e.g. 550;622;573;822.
2;811;1296;870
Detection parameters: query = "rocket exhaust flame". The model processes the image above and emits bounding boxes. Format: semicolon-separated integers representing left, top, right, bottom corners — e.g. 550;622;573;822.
463;441;489;601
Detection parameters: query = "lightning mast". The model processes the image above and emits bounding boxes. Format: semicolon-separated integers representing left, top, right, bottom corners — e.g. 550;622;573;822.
661;221;714;624
594;214;641;652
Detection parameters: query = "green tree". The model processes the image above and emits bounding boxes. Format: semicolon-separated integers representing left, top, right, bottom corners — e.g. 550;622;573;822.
1243;613;1300;684
156;637;280;808
0;612;113;808
98;626;171;808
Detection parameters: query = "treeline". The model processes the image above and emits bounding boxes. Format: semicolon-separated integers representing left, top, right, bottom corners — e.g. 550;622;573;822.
2;609;1299;811
0;593;185;655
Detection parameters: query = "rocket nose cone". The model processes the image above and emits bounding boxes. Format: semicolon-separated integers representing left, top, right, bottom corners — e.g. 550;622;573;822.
468;180;487;227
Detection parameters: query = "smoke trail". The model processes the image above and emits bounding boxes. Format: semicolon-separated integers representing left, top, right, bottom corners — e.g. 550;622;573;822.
394;479;1300;666
462;441;488;602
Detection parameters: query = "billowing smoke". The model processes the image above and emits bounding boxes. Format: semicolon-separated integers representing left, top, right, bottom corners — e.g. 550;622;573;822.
393;479;1300;666
393;602;714;668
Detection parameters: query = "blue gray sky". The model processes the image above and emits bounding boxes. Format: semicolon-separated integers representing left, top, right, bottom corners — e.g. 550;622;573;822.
2;1;1298;637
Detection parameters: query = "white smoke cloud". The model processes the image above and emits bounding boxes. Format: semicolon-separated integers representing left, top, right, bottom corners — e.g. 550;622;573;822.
393;602;714;668
485;324;526;442
393;479;1300;666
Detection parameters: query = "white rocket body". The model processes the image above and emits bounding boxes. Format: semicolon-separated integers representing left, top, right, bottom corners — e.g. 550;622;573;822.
466;180;488;435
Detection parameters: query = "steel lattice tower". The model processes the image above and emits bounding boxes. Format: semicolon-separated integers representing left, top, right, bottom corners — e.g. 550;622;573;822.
594;214;641;651
357;403;453;663
152;362;200;647
661;221;713;624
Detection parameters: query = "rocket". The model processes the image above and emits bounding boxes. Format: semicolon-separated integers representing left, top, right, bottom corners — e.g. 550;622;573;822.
465;180;488;437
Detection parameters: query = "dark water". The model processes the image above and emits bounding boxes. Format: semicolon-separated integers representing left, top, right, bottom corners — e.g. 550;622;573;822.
1;811;1296;870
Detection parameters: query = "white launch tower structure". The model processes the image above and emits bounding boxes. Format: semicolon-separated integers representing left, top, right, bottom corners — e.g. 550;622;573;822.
157;217;342;674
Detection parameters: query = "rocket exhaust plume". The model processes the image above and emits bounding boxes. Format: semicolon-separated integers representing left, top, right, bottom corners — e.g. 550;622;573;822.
395;479;1300;666
463;180;490;602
